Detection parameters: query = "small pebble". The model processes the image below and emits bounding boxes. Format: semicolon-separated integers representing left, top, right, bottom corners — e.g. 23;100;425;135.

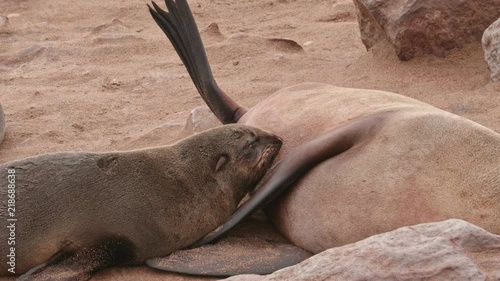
273;54;285;61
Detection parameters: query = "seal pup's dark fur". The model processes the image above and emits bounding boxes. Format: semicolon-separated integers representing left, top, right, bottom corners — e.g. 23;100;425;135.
0;124;281;280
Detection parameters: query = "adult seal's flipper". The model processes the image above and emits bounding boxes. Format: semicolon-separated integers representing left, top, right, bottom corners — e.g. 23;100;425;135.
148;0;245;123
146;218;312;276
147;238;311;276
192;112;390;248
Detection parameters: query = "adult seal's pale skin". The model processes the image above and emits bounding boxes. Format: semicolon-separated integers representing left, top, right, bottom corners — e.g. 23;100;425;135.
148;0;500;275
0;124;282;280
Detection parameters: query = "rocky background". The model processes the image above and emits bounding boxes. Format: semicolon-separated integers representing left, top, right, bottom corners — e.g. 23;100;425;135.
1;0;499;280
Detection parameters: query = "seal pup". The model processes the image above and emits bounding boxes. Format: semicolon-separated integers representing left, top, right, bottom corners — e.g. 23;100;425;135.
149;0;500;274
0;124;281;280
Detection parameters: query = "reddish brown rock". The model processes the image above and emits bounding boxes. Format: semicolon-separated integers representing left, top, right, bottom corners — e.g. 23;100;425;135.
226;219;500;281
353;0;500;60
483;17;500;81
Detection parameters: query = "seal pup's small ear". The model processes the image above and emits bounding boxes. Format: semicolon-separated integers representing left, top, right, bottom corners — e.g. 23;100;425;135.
216;155;228;171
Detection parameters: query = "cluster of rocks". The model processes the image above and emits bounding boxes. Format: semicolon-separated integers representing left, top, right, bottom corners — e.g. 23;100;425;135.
227;219;500;281
352;0;500;81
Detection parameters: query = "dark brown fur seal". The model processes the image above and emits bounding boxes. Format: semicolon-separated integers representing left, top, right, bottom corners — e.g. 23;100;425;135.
0;124;281;280
149;0;500;276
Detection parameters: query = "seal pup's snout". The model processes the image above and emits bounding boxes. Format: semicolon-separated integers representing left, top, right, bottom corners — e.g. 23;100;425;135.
263;135;282;150
249;129;282;177
259;130;283;152
270;134;283;149
265;134;282;161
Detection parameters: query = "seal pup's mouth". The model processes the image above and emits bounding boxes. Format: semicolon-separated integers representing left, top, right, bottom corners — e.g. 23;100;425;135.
252;140;282;192
257;145;281;169
258;137;282;166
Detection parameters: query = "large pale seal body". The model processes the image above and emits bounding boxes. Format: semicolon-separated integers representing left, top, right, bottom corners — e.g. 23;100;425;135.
150;0;500;260
0;124;281;280
242;83;500;252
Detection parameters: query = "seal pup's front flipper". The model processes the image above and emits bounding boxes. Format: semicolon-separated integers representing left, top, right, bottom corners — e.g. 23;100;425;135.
146;218;312;276
148;0;245;124
18;237;135;281
192;112;390;248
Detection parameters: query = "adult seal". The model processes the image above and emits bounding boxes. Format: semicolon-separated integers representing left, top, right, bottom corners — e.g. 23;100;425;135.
149;0;500;275
0;124;282;280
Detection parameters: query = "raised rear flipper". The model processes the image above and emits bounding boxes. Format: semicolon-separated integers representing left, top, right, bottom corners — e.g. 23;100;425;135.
148;0;245;123
146;217;312;276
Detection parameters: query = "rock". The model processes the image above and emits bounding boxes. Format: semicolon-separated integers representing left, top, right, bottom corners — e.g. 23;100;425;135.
180;106;220;138
483;17;500;81
117;111;189;150
226;219;500;281
353;0;500;60
202;22;224;38
200;22;226;45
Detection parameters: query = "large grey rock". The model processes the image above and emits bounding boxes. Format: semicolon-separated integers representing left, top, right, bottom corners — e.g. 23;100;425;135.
353;0;500;60
226;219;500;281
483;17;500;82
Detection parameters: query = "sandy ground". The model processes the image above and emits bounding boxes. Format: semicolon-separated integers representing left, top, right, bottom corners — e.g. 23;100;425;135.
0;0;499;279
1;0;499;163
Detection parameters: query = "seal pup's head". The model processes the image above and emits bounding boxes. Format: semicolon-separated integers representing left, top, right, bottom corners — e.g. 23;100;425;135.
220;124;282;198
179;124;282;205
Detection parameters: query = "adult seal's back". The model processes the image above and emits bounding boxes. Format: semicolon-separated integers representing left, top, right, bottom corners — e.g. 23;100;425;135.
0;124;282;280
